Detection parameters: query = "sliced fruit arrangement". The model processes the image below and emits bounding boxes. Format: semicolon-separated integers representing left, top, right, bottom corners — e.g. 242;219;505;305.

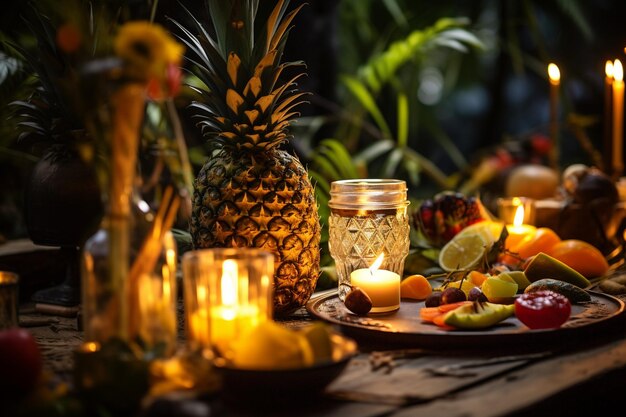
416;248;595;330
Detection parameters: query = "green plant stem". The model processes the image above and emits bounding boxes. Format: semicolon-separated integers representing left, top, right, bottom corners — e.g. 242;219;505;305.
165;97;194;196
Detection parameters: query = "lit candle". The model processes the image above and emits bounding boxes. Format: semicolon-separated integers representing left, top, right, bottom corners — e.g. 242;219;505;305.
613;59;624;180
548;63;560;170
210;259;260;355
604;61;614;174
182;249;273;358
349;254;400;314
505;202;537;250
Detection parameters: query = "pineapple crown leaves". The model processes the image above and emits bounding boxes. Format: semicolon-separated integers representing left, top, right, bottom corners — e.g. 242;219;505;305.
169;0;308;152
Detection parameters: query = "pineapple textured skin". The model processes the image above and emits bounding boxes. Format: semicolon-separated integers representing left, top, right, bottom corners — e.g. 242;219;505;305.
191;148;321;316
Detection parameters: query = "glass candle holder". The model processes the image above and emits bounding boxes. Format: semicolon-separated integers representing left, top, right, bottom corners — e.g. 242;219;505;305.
328;179;410;304
497;197;536;225
182;248;273;358
0;271;19;329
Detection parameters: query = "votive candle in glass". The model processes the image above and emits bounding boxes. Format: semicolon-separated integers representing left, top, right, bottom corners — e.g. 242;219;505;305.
182;248;273;358
328;179;410;302
497;197;537;250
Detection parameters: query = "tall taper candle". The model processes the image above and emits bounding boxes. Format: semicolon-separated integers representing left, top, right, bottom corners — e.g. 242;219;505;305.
612;59;624;180
604;61;614;175
548;63;560;171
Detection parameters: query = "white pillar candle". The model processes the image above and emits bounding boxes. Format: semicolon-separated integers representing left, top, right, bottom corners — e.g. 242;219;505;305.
350;268;400;313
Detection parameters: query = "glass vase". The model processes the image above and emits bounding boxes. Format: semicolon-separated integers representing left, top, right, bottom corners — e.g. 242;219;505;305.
81;194;178;357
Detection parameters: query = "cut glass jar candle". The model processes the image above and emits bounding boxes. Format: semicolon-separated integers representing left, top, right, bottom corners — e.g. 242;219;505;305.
182;248;273;359
328;179;410;302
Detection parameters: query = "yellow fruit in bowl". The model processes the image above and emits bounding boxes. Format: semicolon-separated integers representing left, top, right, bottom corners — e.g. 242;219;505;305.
230;321;314;370
300;322;334;363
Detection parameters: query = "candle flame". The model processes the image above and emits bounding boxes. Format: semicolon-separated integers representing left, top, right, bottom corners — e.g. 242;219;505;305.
513;205;525;227
548;63;560;83
198;285;207;304
614;59;623;82
369;253;385;272
221;259;238;307
606;60;614;78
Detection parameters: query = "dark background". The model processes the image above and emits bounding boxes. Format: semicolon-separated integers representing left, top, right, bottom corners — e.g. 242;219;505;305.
2;0;626;241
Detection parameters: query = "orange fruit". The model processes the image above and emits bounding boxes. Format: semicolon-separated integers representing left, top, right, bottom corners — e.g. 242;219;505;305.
501;227;561;265
400;275;432;300
468;270;488;287
545;239;609;278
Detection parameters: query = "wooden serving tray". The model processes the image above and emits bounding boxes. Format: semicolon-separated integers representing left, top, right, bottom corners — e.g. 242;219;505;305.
306;290;626;350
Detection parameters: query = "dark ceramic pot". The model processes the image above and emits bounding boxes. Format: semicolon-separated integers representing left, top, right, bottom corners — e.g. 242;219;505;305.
24;144;103;247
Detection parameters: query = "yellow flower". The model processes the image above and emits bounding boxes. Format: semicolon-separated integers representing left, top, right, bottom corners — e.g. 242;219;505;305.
114;21;184;83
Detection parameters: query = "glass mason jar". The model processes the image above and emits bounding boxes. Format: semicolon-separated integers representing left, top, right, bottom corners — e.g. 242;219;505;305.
328;179;410;301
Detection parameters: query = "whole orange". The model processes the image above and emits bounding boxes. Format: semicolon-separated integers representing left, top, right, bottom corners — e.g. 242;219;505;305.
545;239;609;278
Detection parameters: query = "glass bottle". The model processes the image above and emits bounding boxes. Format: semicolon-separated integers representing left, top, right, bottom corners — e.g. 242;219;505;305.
328;179;410;301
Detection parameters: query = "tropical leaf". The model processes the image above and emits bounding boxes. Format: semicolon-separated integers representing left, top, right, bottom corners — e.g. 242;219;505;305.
354;139;395;163
381;147;403;178
555;0;593;42
341;75;392;139
311;138;360;180
396;92;408;147
356;17;483;93
381;0;408;29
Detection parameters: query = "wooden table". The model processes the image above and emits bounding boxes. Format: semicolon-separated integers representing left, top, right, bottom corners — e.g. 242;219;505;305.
14;287;626;417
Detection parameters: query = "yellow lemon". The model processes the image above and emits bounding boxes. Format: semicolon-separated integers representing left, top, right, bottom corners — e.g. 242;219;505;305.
439;234;487;272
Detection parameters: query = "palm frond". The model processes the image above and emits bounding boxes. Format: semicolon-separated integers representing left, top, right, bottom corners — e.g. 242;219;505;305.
356;17;483;93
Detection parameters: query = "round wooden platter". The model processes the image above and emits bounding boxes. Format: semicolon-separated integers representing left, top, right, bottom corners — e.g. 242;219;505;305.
306;290;626;350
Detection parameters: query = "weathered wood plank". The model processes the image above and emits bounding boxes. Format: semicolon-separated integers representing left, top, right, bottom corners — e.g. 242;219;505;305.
325;352;544;406
391;334;626;417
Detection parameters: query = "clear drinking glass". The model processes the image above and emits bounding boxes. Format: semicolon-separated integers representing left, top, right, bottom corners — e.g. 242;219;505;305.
328;179;410;301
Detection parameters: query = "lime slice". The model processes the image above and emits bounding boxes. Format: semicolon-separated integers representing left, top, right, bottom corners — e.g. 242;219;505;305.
454;221;505;246
439;234;487;272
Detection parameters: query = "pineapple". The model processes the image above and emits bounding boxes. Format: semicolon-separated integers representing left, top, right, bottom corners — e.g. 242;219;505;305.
173;0;321;316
